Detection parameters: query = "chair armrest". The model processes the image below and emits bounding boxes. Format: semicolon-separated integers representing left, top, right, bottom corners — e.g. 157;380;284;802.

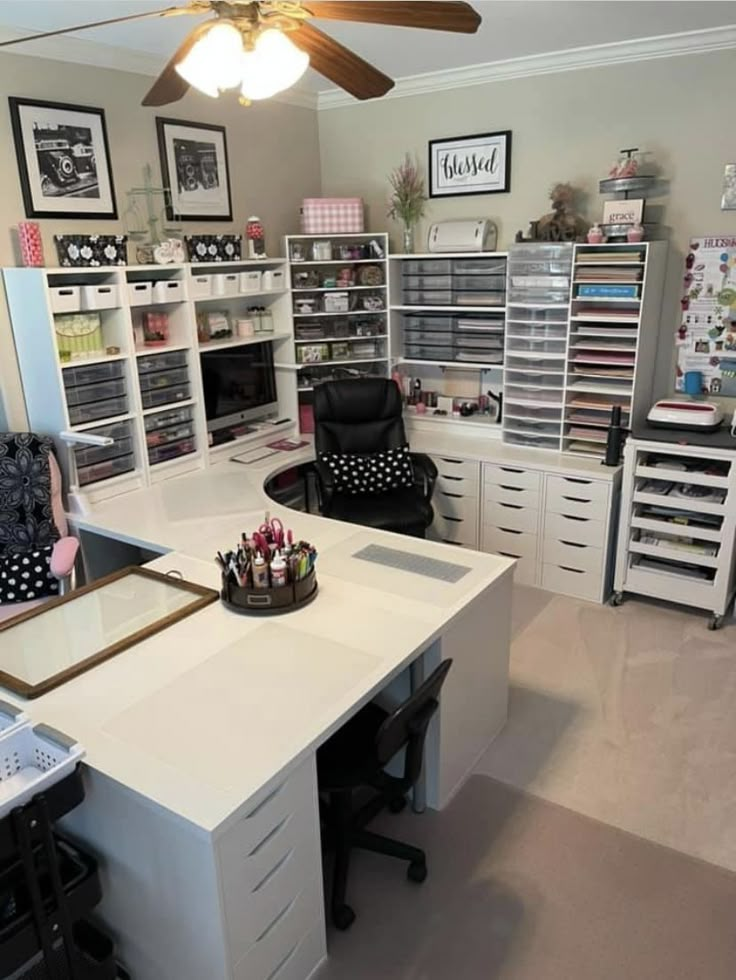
313;458;337;515
410;453;438;502
50;536;79;579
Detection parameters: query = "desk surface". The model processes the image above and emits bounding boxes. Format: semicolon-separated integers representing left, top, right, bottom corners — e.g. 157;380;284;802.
8;451;513;834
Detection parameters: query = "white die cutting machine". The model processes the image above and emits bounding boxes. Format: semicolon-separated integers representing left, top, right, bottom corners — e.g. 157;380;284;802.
647;399;724;432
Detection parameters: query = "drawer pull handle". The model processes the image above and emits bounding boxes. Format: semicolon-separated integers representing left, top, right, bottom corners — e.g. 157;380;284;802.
499;466;524;474
499;484;523;492
441;458;463;465
563;477;592;485
442;539;464;546
249;814;291;857
561;495;592;504
266;943;300;980
559;540;586;549
442;475;463;482
443;516;463;523
559;565;585;574
498;527;522;535
561;515;587;523
256;896;296;944
253;848;294;893
246;779;287;819
441;491;463;499
498;550;521;559
499;502;522;510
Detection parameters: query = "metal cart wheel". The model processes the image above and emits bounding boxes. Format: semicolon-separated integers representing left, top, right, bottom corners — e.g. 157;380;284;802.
708;614;724;631
610;592;624;607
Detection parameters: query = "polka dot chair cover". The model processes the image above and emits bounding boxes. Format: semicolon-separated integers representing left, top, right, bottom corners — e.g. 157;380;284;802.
0;434;60;604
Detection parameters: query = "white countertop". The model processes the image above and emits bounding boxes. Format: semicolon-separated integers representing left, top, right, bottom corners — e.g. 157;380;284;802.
7;448;513;834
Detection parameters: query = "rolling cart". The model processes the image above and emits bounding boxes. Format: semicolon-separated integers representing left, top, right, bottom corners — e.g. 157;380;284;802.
0;703;128;980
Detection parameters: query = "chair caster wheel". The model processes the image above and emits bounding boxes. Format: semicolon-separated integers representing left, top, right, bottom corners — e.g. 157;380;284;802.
333;904;356;930
708;614;723;631
389;795;407;813
407;860;427;883
610;592;624;607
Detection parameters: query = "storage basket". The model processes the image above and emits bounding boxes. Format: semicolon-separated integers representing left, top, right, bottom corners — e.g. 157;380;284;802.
0;725;84;820
49;287;81;314
0;700;27;738
54;314;104;361
300;197;364;235
222;567;318;615
81;285;118;311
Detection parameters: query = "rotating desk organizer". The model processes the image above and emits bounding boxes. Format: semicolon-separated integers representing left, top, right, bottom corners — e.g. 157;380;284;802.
218;516;318;615
0;701;129;979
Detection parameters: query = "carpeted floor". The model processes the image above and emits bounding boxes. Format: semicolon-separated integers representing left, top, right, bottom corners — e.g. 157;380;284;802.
314;774;736;980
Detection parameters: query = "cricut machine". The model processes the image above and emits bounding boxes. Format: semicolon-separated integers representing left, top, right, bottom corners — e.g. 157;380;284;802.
647;399;724;432
427;219;498;252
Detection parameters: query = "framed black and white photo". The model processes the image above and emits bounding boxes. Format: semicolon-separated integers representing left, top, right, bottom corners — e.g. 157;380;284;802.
428;130;512;198
8;98;118;219
156;117;233;222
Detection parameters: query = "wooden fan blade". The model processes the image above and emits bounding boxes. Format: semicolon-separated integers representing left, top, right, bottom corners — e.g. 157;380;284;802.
302;2;481;33
290;22;393;100
142;21;217;107
0;6;190;49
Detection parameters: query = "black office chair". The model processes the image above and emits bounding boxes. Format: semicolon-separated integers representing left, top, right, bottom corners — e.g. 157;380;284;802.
317;659;453;930
313;378;437;537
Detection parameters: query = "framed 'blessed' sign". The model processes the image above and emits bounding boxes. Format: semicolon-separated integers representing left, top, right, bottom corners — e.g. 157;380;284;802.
428;130;512;198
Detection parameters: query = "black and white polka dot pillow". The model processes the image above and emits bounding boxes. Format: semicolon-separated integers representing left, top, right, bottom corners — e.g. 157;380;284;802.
0;546;59;604
319;445;415;496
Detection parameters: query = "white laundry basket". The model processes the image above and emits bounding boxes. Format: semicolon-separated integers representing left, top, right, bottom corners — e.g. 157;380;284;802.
0;723;84;819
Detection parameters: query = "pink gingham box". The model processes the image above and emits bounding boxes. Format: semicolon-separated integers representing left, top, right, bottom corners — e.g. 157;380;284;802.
300;198;364;235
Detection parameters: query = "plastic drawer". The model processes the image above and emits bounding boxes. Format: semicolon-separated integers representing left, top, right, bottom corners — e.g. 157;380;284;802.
138;366;189;392
137;350;188;374
454;291;505;306
507;259;571;275
506;386;564;404
65;378;126;407
506;401;562;420
505;370;563;388
455;349;503;364
405;344;455;360
62;361;124;388
505;417;561;435
144;407;193;432
401;259;451;275
511;275;570;289
507;288;570;304
405;329;455;345
506;306;568;322
452;258;506;275
453;274;506;290
453;333;503;350
77;453;134;486
68;396;128;426
141;384;190;409
145;422;194;448
402;315;453;332
509;244;574;260
402;274;452;290
506;338;566;354
504;430;560;447
506;322;567;339
403;290;453;306
148;438;195;465
75;434;133;469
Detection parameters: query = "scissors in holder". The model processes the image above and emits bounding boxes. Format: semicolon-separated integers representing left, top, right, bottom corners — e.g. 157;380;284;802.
259;517;285;549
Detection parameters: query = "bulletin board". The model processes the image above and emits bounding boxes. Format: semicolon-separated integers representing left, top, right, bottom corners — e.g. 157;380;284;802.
677;236;736;395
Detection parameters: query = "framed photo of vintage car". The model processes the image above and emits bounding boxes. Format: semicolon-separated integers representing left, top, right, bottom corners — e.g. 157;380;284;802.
9;97;118;219
156;117;233;221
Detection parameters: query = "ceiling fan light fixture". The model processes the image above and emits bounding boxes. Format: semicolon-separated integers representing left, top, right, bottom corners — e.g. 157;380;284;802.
240;28;310;101
175;21;244;97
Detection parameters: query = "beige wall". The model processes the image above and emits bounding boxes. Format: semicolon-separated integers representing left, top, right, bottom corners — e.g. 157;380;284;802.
318;49;736;400
0;49;321;427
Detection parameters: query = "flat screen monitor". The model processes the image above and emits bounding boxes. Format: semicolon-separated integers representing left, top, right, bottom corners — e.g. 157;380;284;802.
200;342;278;433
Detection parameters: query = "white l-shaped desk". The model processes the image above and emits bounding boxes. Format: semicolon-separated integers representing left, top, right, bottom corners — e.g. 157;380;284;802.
5;447;514;980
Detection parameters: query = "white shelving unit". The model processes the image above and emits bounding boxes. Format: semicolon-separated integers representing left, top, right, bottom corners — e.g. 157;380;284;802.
613;438;736;628
3;260;297;503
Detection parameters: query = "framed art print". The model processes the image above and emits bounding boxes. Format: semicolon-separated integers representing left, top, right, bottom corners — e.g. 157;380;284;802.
429;130;512;198
157;117;233;221
8;97;118;219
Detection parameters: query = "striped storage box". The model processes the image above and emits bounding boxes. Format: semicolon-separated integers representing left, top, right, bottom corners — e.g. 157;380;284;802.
300;197;364;234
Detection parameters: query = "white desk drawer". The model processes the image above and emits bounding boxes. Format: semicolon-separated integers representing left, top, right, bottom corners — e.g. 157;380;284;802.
485;481;540;510
433;491;479;524
431;455;480;485
431;512;478;547
484;463;541;492
484;500;539;534
543;537;602;574
542;563;601;602
544;512;606;548
546;475;609;519
436;473;479;498
482;525;538;561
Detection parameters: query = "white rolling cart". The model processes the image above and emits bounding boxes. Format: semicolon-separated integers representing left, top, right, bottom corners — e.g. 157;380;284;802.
612;437;736;628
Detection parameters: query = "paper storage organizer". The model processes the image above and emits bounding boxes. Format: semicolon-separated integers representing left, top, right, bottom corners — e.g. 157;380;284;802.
49;285;81;314
127;281;153;306
81;284;119;311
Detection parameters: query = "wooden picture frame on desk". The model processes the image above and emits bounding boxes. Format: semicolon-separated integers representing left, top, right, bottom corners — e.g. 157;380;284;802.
0;566;218;699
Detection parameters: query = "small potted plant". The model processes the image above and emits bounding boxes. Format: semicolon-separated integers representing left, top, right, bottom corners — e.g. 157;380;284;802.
387;154;427;254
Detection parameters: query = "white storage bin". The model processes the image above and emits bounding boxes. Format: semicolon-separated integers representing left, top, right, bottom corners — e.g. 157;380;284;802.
0;722;84;819
240;270;262;293
81;283;119;310
127;281;153;307
49;285;81;313
263;269;286;291
0;699;27;737
153;279;185;303
189;274;212;299
214;272;240;297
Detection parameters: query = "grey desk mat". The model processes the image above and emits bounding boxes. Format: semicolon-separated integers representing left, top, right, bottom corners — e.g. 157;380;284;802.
353;544;471;583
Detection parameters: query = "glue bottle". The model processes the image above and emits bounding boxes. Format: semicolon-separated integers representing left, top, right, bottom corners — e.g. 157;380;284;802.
270;550;288;588
253;553;269;589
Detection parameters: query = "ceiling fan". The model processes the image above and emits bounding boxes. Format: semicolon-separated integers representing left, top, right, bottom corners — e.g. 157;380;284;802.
0;1;481;105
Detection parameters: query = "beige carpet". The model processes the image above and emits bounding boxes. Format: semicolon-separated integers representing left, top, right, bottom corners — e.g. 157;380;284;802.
315;775;736;980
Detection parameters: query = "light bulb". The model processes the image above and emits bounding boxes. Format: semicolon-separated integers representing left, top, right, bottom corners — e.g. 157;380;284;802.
176;22;244;97
241;29;309;101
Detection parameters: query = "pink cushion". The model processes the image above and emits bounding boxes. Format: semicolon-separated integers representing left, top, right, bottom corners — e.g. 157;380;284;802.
50;537;79;578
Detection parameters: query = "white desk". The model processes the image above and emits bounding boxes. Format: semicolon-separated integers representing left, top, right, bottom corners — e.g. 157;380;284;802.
5;451;514;980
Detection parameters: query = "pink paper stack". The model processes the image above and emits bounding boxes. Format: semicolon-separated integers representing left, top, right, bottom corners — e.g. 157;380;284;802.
18;222;44;267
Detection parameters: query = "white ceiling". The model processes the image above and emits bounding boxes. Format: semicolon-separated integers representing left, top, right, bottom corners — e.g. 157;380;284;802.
0;0;734;93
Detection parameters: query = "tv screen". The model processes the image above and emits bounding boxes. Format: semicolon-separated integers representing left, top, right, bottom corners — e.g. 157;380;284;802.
200;342;277;431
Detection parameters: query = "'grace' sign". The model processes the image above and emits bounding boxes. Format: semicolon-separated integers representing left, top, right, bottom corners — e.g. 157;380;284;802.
429;131;511;198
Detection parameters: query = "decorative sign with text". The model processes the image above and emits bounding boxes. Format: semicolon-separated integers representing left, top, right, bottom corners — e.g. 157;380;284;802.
429;130;511;198
602;198;644;226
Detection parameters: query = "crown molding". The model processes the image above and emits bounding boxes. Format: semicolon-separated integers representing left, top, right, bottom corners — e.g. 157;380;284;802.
0;27;319;111
317;24;736;110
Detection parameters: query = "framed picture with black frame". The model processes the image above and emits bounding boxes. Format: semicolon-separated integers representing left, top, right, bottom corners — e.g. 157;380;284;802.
8;97;118;219
156;117;233;222
428;130;512;198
